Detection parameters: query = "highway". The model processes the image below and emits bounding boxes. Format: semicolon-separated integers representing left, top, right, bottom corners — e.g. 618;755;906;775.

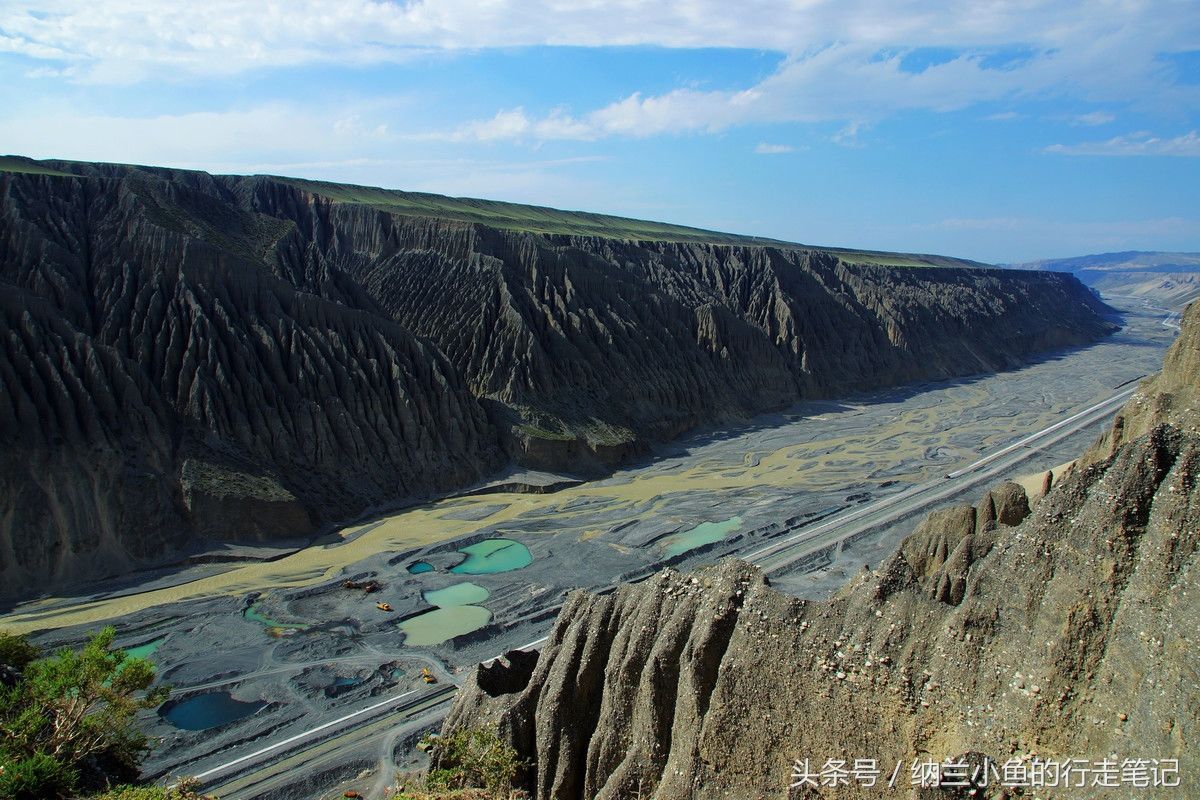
190;382;1140;799
200;685;457;799
749;384;1137;574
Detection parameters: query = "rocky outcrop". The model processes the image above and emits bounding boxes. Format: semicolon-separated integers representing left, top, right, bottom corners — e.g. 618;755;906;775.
0;158;1115;599
1085;299;1200;467
896;481;1028;606
443;303;1200;798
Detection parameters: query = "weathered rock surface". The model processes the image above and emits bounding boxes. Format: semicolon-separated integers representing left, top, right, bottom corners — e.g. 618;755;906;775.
0;165;501;598
443;303;1200;798
1085;295;1200;467
247;179;1116;460
0;158;1115;599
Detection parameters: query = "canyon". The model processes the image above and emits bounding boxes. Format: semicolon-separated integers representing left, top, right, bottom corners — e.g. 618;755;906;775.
0;156;1114;600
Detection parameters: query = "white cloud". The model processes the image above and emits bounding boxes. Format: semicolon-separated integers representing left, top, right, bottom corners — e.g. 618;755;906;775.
453;108;534;142
832;120;865;147
3;0;1199;87
0;98;619;206
2;0;1197;160
439;22;1199;143
0;103;399;166
445;47;993;141
1069;111;1116;126
985;111;1021;121
755;143;795;154
1044;130;1200;157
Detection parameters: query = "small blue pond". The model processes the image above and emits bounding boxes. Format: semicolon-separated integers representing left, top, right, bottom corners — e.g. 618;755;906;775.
161;691;268;731
407;561;434;574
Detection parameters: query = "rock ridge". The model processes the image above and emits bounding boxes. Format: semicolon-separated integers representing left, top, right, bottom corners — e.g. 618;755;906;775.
443;303;1200;799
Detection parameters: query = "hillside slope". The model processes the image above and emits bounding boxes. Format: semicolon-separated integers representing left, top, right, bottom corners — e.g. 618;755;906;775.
0;157;1114;600
1011;250;1200;274
1087;271;1200;308
443;302;1199;799
0;164;503;599
1009;250;1200;308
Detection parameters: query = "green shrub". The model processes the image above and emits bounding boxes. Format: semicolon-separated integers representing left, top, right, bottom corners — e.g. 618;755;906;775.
0;750;79;800
421;727;524;797
0;634;39;672
91;777;213;799
0;627;169;798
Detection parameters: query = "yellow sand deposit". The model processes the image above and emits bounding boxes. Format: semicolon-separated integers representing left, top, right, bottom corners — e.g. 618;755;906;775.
1;381;1090;634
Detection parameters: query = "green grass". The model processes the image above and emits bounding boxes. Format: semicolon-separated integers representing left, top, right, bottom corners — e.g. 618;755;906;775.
0;154;986;268
276;176;792;245
0;155;74;177
517;424;576;442
275;177;985;267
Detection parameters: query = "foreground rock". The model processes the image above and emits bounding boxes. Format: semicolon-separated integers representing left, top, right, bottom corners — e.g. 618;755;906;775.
443;303;1200;798
0;158;1113;599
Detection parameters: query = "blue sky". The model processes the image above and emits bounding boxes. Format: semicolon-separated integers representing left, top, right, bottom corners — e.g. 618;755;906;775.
1;1;1198;263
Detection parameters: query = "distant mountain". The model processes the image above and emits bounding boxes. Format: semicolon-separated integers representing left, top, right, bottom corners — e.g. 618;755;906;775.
1007;250;1200;274
1006;251;1200;308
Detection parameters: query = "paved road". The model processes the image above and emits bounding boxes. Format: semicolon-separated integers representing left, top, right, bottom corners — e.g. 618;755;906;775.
204;686;456;800
190;382;1141;799
167;648;454;696
749;384;1137;574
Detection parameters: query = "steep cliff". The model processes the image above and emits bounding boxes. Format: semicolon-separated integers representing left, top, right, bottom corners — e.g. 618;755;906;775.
0;157;1114;599
443;303;1200;799
0;165;502;599
237;176;1114;464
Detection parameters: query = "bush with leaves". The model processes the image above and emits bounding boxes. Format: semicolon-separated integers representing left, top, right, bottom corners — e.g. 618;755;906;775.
421;727;524;798
0;627;169;799
0;634;39;674
89;777;215;800
0;749;78;800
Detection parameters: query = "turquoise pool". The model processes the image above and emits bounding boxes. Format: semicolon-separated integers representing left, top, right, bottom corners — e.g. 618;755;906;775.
243;604;306;630
398;606;492;646
121;636;165;661
450;538;532;575
661;517;743;557
423;581;490;607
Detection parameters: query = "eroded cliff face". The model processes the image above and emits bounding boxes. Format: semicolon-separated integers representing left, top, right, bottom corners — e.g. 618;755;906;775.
0;159;1114;599
443;304;1200;799
236;176;1114;462
0;167;502;598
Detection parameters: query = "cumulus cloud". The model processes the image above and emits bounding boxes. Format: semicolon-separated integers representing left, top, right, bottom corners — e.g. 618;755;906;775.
445;44;1047;141
1044;130;1200;157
